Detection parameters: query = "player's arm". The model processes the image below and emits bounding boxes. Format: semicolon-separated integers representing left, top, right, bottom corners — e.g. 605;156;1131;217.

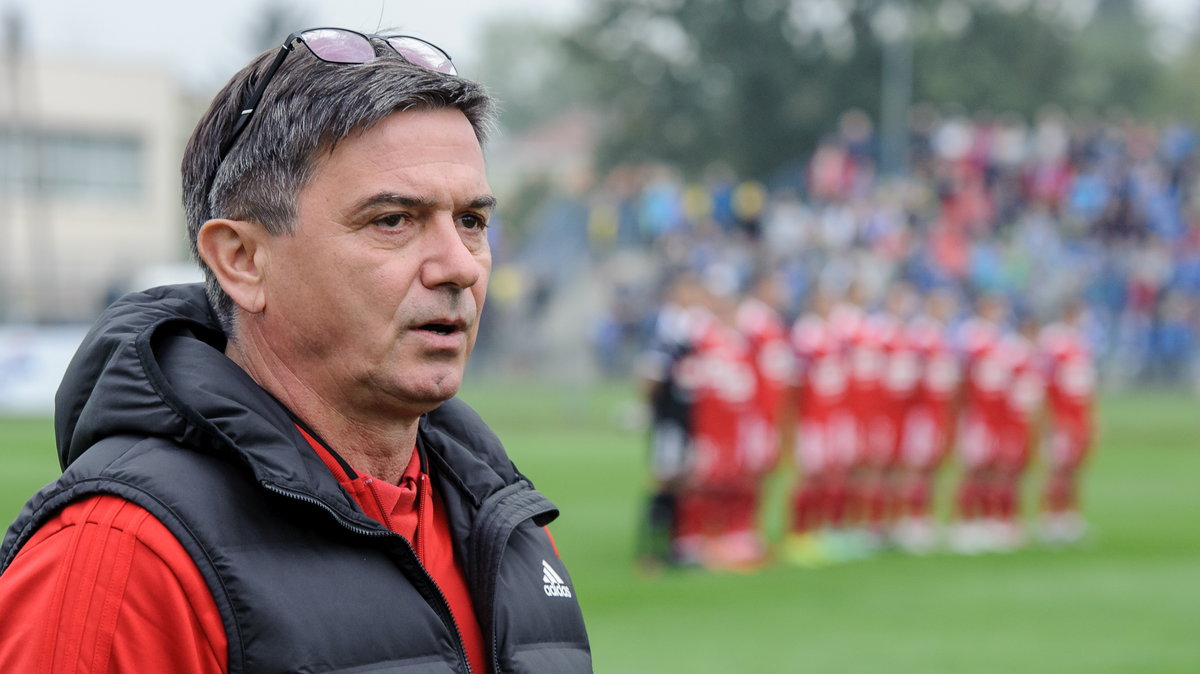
0;495;227;674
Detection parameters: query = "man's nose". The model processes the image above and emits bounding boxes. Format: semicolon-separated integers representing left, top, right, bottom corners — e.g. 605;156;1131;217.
420;217;483;289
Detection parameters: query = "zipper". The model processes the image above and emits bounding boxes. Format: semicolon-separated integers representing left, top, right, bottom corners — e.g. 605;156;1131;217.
416;474;428;562
262;481;473;674
410;472;475;672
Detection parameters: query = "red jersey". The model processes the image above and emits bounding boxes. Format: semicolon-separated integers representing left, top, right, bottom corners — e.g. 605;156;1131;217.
900;316;960;468
0;496;227;673
863;313;919;464
736;298;792;475
999;334;1045;428
1038;322;1095;468
1039;322;1096;423
791;314;848;419
832;303;883;463
959;317;1011;425
687;315;760;485
907;315;961;411
876;315;921;405
996;334;1045;469
737;297;793;424
791;313;856;471
955;317;1011;468
831;304;880;409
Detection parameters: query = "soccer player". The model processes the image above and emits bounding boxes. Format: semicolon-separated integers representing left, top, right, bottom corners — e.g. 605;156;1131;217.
1038;298;1097;544
830;282;884;555
895;286;961;552
784;286;853;566
991;315;1046;550
878;283;921;534
950;292;1012;554
636;271;705;568
672;274;763;569
734;270;794;562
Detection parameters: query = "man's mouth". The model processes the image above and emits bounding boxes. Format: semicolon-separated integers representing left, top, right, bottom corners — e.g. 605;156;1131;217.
420;323;458;336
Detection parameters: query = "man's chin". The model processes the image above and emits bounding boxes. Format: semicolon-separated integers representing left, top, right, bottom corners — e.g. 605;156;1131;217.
370;358;468;416
403;372;465;410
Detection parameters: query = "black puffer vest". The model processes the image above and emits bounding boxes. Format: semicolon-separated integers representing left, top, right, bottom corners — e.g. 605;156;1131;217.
0;284;591;673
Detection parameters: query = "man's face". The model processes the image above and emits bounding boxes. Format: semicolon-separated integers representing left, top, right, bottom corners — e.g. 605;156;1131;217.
927;290;956;322
978;296;1008;324
255;108;493;420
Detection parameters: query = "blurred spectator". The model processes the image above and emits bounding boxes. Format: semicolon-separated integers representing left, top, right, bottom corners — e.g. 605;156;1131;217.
570;106;1200;390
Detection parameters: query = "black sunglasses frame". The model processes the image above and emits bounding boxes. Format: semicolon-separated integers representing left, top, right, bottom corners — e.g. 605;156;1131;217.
215;27;455;164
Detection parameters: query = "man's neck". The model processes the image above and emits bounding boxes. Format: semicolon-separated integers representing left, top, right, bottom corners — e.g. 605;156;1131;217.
301;413;418;485
225;334;419;485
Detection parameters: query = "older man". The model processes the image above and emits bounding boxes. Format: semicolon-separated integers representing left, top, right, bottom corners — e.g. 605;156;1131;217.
0;28;590;673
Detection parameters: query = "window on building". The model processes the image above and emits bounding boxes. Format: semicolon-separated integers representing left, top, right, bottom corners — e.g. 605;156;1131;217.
0;127;144;200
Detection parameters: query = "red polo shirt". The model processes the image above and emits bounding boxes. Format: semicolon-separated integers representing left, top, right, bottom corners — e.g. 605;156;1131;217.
0;431;490;674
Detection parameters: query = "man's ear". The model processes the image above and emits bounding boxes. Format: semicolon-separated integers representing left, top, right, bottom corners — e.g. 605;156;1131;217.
196;218;269;315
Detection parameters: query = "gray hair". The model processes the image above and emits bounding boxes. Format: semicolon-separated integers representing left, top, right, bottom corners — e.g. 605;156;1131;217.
181;36;496;335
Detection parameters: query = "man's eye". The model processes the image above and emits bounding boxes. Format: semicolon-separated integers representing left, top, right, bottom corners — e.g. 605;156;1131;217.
460;214;489;231
374;213;411;229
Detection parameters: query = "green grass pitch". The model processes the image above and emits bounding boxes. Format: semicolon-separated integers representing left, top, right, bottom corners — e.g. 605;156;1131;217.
2;383;1197;673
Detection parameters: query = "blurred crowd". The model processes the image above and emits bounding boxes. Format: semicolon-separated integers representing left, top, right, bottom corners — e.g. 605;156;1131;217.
570;104;1200;570
586;105;1200;390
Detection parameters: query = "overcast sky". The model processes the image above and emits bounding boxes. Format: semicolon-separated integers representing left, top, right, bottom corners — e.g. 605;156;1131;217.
2;0;585;93
2;0;1195;94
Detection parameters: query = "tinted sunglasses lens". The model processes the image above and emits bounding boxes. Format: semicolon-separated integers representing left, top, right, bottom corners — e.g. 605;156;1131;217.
387;36;456;75
302;29;375;63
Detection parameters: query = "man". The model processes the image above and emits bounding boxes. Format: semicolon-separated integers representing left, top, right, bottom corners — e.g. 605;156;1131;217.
0;28;591;673
669;271;760;569
635;270;703;569
827;282;881;558
729;269;792;566
863;281;921;543
783;285;851;566
949;292;1011;554
895;287;961;552
991;315;1046;551
1037;298;1097;544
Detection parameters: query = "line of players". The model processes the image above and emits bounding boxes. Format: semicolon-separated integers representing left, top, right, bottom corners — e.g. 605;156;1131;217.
637;270;1096;571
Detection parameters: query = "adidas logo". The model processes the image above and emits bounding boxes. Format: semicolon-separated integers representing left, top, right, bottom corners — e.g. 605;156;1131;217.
542;559;573;598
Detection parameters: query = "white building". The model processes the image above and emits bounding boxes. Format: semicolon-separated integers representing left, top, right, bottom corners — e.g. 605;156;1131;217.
1;53;190;322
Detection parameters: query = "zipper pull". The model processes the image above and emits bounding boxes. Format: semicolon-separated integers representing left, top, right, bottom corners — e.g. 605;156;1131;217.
416;473;428;560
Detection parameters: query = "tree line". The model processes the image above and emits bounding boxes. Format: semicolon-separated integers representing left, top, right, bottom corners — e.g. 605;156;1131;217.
473;0;1200;183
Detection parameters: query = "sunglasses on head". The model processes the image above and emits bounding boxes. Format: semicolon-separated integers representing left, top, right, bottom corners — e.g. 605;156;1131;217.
216;27;457;163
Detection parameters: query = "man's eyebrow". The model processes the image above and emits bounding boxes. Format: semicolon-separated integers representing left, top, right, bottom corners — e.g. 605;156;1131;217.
352;193;497;213
467;195;498;211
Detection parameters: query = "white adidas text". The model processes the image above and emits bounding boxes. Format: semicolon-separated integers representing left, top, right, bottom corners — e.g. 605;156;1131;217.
542;559;572;598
